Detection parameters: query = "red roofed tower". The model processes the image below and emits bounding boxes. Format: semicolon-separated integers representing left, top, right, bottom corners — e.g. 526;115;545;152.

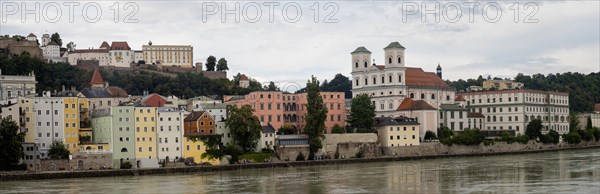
90;68;105;88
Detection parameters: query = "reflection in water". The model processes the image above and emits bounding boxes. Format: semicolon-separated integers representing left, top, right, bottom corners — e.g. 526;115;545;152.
2;148;599;193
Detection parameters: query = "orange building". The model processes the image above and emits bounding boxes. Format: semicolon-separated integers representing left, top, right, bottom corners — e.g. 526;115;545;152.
183;111;216;135
227;91;346;133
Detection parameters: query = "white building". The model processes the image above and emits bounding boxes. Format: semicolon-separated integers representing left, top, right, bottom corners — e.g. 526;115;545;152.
108;42;134;68
67;41;134;67
460;89;570;135
239;74;250;88
395;98;439;139
33;95;66;158
187;96;222;112
439;103;469;131
350;42;456;118
0;71;37;102
216;121;232;146
256;124;276;152
134;50;143;64
157;107;185;162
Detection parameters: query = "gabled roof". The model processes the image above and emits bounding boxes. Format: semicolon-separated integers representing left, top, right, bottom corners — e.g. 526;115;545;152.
141;93;165;102
110;41;131;50
27;33;36;37
396;98;436;111
90;68;104;85
375;116;419;126
351;46;371;54
454;95;466;101
106;86;128;97
184;111;207;122
467;112;485;118
405;67;450;88
99;41;110;49
374;65;385;70
239;74;249;81
262;124;276;133
384;42;405;49
80;88;112;98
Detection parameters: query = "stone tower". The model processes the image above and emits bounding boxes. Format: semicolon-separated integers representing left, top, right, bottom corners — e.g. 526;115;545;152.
351;46;372;73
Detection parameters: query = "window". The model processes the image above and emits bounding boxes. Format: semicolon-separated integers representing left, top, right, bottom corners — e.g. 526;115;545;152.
388;57;392;64
398;57;402;63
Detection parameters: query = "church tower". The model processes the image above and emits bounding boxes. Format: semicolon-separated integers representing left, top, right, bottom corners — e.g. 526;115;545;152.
384;42;405;68
436;63;442;79
351;46;372;73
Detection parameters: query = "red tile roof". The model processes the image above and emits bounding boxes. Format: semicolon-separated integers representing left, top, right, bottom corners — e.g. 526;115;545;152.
455;95;466;101
110;41;131;50
240;74;249;81
405;67;449;88
375;65;385;70
467;112;485;118
396;98;436;111
90;68;104;85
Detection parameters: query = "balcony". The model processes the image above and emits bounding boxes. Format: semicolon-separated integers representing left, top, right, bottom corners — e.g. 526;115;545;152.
79;135;92;144
80;120;91;128
79;107;88;113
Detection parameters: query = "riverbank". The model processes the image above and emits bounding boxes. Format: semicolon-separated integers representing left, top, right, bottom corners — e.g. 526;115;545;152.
2;141;599;181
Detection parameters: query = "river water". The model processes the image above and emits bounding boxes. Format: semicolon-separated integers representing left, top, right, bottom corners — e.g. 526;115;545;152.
2;148;599;194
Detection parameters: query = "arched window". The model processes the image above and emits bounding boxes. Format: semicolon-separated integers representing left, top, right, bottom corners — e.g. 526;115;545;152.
355;79;359;86
365;78;368;86
381;76;385;84
431;94;435;99
446;95;450;101
364;61;368;67
388;57;392;64
410;93;415;98
389;75;392;83
373;77;376;85
121;148;128;152
398;75;402;82
355;62;358;68
420;94;425;99
493;116;497;122
398;57;402;64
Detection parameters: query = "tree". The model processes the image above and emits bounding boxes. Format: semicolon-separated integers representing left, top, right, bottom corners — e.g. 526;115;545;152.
563;131;582;144
526;119;543;140
540;130;560;144
568;113;580;132
278;125;297;135
205;56;217;71
216;58;229;71
264;81;279;91
50;32;62;47
587;116;593;129
331;124;345;134
0;118;25;167
424;131;437;141
437;126;453;139
48;140;69;159
66;41;76;52
348;93;375;133
304;75;328;160
225;105;262;152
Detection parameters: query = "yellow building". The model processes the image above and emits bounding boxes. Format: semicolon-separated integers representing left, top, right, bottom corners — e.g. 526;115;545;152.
142;44;193;68
376;117;421;147
63;97;80;153
183;137;219;165
134;107;158;159
19;96;36;143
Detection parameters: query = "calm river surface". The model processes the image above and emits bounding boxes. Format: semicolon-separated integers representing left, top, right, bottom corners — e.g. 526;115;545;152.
2;148;599;194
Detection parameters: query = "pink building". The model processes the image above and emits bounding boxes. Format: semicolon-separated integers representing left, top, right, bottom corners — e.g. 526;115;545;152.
227;91;346;133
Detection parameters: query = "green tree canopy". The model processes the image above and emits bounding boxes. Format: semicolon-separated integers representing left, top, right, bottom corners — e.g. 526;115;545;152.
206;55;217;71
225;105;262;152
304;75;327;159
331;124;345;134
48;140;69;159
0;118;25;167
278;124;297;135
424;131;437;141
348;93;375;133
526;119;543;140
569;113;580;132
66;41;76;52
437;126;453;139
216;58;229;71
50;32;62;47
264;81;280;91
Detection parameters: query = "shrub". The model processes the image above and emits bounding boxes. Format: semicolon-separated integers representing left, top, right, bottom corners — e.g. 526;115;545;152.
424;131;437;141
121;161;132;169
579;129;595;141
261;148;274;154
483;140;494;146
593;127;600;141
354;152;364;158
563;131;582;144
437;127;453;139
540;130;560;144
295;152;305;161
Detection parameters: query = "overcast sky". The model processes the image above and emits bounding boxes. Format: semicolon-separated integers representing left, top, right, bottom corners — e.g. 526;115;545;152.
2;1;599;90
